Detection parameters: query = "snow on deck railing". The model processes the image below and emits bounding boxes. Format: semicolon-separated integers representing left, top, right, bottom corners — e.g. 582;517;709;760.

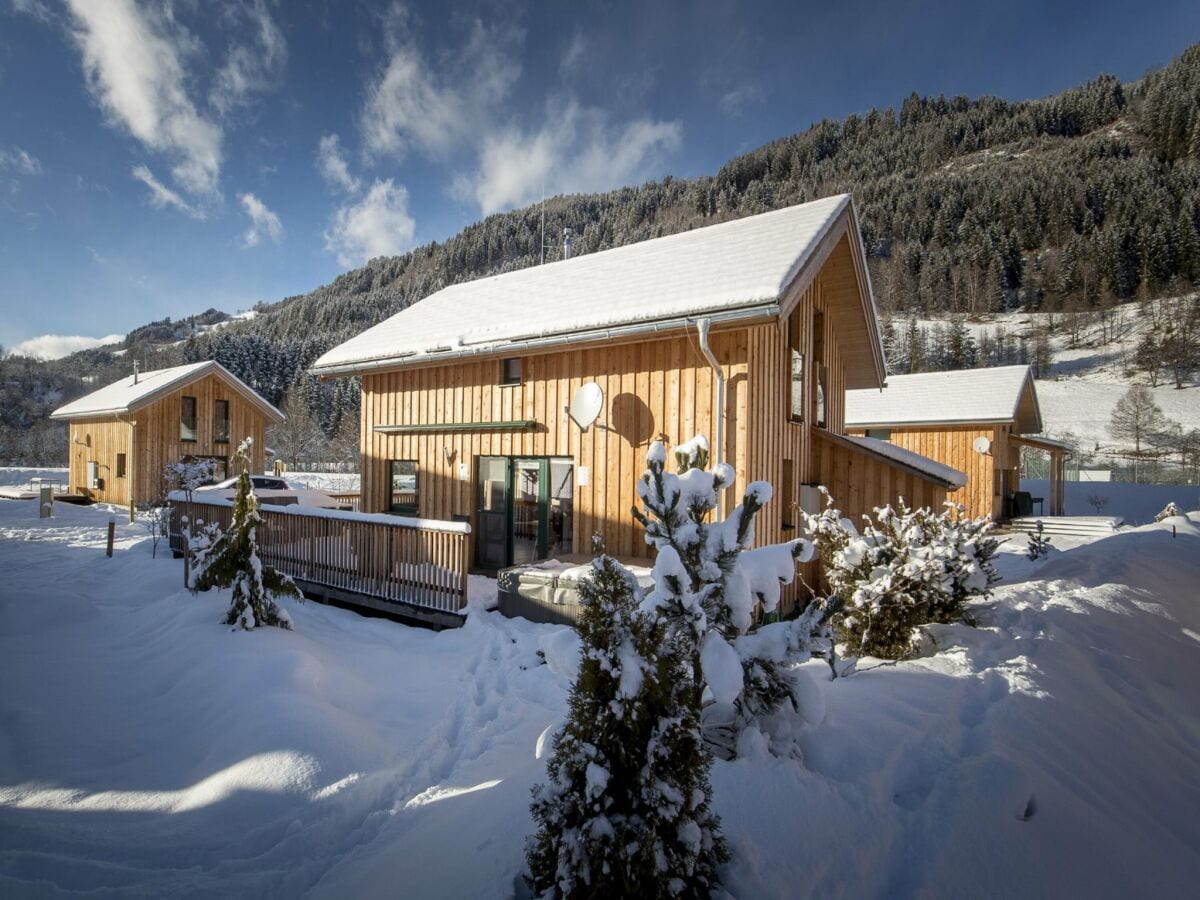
167;491;469;534
167;493;471;615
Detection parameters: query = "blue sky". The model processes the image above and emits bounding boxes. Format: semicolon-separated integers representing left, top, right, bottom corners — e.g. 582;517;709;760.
2;0;1198;357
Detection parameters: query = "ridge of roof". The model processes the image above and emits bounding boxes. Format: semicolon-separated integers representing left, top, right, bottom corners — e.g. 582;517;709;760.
312;194;864;374
50;360;285;423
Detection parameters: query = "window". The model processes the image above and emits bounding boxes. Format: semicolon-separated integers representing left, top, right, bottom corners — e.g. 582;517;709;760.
180;396;197;441
781;459;795;530
116;453;127;478
390;460;419;515
501;357;522;385
214;399;230;443
816;363;828;428
865;428;892;441
787;310;804;421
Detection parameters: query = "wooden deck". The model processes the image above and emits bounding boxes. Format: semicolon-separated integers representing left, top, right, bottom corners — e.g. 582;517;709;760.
169;497;471;627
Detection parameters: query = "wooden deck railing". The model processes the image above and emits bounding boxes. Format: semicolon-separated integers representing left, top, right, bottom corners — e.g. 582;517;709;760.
169;497;470;621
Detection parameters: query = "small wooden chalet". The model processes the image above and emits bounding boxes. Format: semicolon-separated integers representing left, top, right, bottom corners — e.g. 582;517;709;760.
312;194;962;607
845;364;1066;520
51;361;284;512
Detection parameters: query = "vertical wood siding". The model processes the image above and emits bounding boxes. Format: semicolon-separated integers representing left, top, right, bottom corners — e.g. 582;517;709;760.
360;330;750;562
66;373;270;508
846;425;1013;520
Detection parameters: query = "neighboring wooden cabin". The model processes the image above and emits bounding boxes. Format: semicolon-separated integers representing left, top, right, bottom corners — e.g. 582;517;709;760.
845;364;1065;520
50;361;284;512
312;194;962;605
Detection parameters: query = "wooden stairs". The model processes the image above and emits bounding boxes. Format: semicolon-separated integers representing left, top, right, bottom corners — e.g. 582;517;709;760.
1005;516;1124;537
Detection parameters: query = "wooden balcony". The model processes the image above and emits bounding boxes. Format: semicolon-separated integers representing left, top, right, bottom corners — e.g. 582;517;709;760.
169;497;470;628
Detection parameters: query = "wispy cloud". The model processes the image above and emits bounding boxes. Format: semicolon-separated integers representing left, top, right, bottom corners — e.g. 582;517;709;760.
356;6;681;219
238;191;283;247
131;164;205;219
324;179;415;267
360;9;523;161
12;332;125;360
209;0;287;116
0;145;43;177
716;81;766;117
316;134;360;194
64;0;222;199
458;99;682;216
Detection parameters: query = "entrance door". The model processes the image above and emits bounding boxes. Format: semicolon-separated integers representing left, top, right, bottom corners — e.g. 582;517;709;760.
474;457;573;570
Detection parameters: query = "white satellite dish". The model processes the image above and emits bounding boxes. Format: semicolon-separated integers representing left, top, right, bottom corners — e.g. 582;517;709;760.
973;436;992;454
569;382;604;431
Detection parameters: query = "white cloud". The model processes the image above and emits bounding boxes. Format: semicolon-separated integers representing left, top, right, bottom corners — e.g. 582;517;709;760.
12;333;125;361
209;0;287;116
131;165;204;219
0;145;44;177
360;13;522;161
324;179;415;267
64;0;222;198
316;134;360;193
462;99;682;216
238;192;283;247
354;9;679;221
717;82;766;117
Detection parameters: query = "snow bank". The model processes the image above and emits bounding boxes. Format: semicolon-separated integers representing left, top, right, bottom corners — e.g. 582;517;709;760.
2;499;1199;897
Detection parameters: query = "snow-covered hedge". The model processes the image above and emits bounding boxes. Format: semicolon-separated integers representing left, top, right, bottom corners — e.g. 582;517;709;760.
807;491;1000;660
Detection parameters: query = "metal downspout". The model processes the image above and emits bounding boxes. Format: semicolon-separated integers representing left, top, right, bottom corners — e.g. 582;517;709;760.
695;317;726;516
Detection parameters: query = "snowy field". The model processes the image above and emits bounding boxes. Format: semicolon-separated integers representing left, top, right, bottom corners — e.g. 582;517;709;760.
1022;477;1200;524
1;497;1199;897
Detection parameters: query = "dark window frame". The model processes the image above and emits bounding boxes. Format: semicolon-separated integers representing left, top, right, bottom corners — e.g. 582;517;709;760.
787;310;804;423
865;428;892;441
180;396;198;442
781;458;795;530
116;453;127;478
500;357;522;386
389;459;420;515
213;399;230;444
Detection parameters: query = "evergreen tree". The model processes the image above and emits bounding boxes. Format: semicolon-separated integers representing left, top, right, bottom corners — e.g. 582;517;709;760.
191;438;301;630
527;553;727;899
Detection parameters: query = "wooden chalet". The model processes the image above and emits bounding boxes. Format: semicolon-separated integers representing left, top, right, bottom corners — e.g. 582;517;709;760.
313;194;963;610
845;364;1066;520
50;361;284;513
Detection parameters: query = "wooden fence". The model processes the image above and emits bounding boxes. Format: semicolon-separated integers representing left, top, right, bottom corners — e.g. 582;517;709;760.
169;497;470;625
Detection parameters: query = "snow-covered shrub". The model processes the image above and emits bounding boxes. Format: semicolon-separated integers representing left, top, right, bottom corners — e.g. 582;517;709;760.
1154;501;1182;522
807;492;1000;660
632;436;833;758
164;457;215;499
527;553;726;898
1026;521;1052;560
191;439;300;630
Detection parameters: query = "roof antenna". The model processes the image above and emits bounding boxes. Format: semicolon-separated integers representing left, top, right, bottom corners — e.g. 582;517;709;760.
133;361;139;385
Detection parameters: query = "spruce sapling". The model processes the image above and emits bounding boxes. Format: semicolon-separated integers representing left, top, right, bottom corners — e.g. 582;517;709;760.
191;438;301;630
1026;521;1052;560
527;551;726;899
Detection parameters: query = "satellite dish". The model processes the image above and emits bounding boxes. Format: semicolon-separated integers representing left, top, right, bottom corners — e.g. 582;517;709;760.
569;382;604;431
973;436;992;454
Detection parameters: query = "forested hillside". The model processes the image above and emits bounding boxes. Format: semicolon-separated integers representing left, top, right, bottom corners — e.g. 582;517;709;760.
4;42;1199;466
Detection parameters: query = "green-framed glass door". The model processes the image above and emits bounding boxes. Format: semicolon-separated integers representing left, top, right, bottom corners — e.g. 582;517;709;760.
474;456;573;570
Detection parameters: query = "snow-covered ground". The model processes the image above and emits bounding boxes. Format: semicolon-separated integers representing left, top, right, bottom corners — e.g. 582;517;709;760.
1022;477;1200;524
1;497;1198;897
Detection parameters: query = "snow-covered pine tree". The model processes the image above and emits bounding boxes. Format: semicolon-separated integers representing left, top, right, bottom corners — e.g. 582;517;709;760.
527;552;726;899
632;436;833;757
191;438;301;630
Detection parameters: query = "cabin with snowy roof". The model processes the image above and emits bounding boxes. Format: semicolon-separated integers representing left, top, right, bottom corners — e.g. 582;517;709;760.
50;361;284;512
312;194;963;607
845;364;1065;520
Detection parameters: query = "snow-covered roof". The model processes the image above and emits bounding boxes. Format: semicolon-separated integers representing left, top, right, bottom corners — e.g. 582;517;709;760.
50;361;285;423
845;365;1042;433
312;194;885;385
843;434;969;488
